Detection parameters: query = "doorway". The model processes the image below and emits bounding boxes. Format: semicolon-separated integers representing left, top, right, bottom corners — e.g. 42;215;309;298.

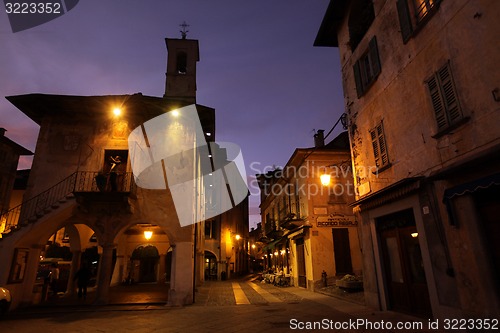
204;251;218;280
378;209;431;317
131;245;159;283
102;149;128;191
296;238;307;288
332;228;353;275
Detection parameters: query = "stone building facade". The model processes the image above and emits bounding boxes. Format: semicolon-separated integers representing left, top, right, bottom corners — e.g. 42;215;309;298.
315;0;500;318
0;35;248;310
0;130;32;236
258;132;362;291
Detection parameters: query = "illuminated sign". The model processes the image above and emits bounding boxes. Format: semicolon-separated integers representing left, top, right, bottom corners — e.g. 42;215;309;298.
316;213;357;227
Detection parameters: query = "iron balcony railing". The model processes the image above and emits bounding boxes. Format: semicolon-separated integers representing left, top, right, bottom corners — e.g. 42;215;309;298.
0;171;136;237
74;171;136;193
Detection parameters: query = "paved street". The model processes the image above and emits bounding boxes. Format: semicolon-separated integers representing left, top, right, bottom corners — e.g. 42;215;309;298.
0;276;446;333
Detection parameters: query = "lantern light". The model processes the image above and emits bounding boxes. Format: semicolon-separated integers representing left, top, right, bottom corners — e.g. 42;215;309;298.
144;230;153;240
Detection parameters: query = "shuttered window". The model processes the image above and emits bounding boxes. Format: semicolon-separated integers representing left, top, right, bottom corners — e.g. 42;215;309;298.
396;0;442;43
370;121;390;169
353;36;381;98
426;62;463;132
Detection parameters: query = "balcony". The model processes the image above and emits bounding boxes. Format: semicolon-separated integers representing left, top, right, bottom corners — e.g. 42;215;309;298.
73;171;137;209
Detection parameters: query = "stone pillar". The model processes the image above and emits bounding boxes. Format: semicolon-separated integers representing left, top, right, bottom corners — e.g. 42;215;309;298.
20;246;43;305
111;254;124;286
66;250;81;296
94;243;115;305
168;242;194;306
158;253;166;284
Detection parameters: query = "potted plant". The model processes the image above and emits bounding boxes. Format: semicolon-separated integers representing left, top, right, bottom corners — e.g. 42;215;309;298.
336;274;363;291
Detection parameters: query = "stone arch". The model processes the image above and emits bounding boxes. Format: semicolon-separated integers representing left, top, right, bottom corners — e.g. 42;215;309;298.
111;221;172;285
204;250;218;280
130;244;159;283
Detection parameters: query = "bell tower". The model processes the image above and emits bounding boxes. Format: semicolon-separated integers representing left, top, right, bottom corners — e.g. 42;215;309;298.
164;22;199;104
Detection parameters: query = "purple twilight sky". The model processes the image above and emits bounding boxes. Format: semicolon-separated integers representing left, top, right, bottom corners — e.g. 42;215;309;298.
0;0;345;229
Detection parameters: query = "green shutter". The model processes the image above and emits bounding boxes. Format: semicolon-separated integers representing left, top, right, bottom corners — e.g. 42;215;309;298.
397;0;413;43
370;128;380;167
427;75;448;130
437;63;462;125
353;60;364;98
369;36;381;78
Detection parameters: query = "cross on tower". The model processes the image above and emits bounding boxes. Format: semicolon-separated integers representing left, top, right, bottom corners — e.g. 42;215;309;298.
180;21;189;39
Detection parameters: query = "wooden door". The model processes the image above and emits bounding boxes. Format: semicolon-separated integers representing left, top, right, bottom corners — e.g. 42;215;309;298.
332;228;353;275
296;238;307;288
379;209;431;317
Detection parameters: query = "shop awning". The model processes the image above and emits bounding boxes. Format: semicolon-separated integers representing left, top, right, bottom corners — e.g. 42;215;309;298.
443;172;500;200
262;238;285;252
443;172;500;226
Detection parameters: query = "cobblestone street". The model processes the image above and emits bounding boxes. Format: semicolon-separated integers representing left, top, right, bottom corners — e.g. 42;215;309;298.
0;276;446;333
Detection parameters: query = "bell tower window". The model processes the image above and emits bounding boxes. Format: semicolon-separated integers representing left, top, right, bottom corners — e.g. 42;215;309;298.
177;52;187;74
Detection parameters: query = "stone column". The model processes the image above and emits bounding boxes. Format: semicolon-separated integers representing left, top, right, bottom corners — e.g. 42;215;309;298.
168;242;194;306
94;243;115;305
66;250;81;296
158;253;166;284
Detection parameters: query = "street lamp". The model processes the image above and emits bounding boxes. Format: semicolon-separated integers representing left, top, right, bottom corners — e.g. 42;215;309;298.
144;230;153;240
320;173;331;186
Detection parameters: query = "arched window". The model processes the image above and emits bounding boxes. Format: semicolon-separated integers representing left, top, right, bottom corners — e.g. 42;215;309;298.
348;0;375;51
176;52;187;74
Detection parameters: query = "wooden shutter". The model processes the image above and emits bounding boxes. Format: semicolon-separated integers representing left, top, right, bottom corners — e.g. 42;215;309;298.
437;63;462;125
369;36;381;78
371;122;389;168
353;60;363;98
370;128;380;167
427;75;448;130
377;123;389;166
397;0;413;43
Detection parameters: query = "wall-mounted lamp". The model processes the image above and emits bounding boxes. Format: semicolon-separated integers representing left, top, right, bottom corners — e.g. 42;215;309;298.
144;230;153;240
411;232;418;238
320;173;331;186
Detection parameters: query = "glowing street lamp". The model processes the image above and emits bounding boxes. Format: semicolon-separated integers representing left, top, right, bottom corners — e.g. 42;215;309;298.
320;173;331;186
144;230;153;240
113;107;122;117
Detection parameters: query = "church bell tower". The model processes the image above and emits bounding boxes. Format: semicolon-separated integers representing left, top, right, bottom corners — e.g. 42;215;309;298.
164;22;199;104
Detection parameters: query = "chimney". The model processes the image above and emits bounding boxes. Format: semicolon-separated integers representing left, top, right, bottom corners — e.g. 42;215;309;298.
0;128;6;136
314;130;325;148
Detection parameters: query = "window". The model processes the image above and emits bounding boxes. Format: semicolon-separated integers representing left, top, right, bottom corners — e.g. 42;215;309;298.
426;62;464;133
353;36;381;98
205;220;217;239
370;121;390;170
176;52;187;74
397;0;442;43
348;0;375;51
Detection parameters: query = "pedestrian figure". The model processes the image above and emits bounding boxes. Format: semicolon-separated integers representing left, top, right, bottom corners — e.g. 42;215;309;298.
74;264;92;299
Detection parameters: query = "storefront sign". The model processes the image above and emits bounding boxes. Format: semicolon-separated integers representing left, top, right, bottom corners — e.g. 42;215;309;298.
316;213;357;227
